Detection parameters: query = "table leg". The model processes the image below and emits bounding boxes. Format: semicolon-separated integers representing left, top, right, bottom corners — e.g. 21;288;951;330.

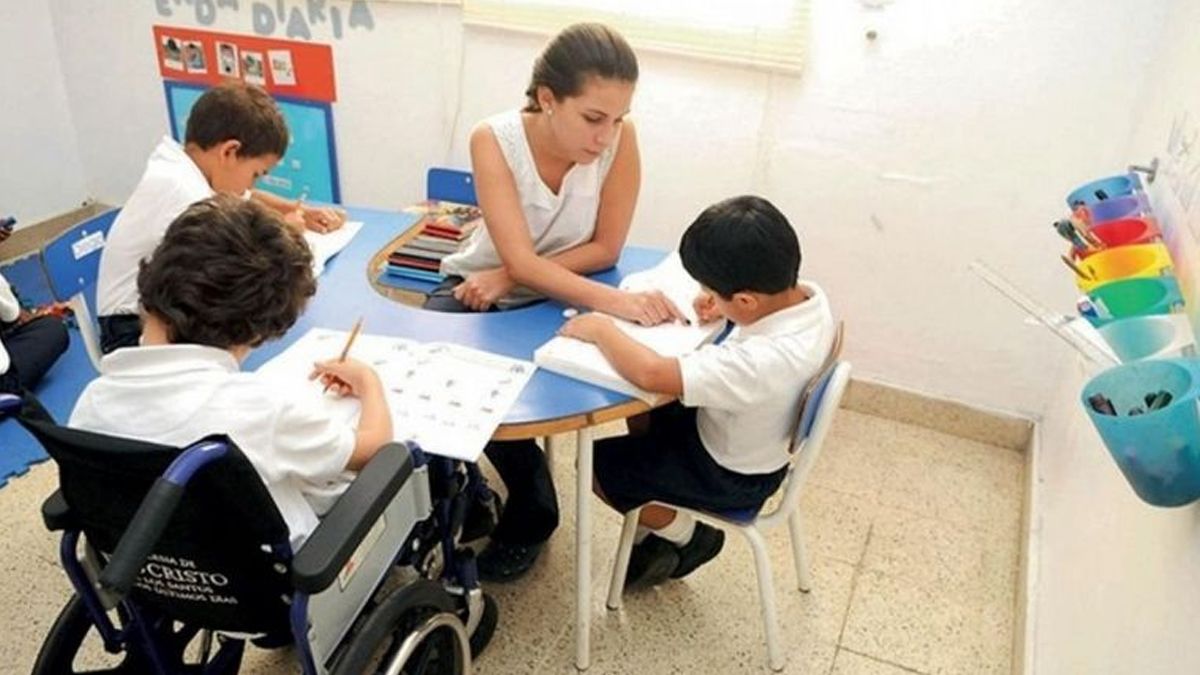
575;425;593;671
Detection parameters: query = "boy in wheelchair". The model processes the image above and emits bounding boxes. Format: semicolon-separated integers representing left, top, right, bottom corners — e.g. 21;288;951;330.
3;196;497;673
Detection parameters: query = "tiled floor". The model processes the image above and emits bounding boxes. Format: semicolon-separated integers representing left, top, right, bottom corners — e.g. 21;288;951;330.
0;409;1023;674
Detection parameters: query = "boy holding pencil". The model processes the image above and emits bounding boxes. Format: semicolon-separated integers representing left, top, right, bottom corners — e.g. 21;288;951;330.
71;196;389;548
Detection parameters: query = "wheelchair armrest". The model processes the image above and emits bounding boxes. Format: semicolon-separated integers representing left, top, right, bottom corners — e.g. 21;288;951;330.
41;489;76;532
292;442;414;594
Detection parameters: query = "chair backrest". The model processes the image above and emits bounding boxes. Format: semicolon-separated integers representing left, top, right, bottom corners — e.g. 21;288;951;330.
41;209;118;372
41;208;118;303
427;167;478;206
758;322;851;528
17;399;296;636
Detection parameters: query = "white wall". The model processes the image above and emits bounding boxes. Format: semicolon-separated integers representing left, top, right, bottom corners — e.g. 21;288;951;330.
1030;1;1200;672
0;2;88;227
43;0;1170;416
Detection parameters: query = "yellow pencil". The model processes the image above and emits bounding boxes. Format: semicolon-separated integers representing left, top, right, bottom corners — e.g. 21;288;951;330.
323;318;364;393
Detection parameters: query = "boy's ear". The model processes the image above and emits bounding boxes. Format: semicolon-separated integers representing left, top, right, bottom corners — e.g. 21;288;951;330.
732;291;759;312
216;139;242;159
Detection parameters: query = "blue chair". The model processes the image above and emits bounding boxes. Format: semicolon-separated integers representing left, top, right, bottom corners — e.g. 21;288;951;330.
40;209;119;372
427;168;478;206
605;324;850;672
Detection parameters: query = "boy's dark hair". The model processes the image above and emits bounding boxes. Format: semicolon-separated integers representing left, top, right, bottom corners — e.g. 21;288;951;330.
679;196;801;298
137;196;315;349
185;81;289;158
523;23;638;112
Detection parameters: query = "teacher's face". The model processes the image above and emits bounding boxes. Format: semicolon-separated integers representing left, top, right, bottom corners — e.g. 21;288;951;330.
546;76;634;164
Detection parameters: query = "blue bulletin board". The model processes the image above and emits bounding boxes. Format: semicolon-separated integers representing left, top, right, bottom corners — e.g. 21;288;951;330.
163;81;341;203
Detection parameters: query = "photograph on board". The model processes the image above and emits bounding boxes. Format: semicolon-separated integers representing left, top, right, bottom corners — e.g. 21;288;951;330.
216;41;239;78
183;40;206;74
161;36;184;71
242;51;266;85
268;49;297;86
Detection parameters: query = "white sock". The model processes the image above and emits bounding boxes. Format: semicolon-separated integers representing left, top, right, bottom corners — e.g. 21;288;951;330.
653;513;696;546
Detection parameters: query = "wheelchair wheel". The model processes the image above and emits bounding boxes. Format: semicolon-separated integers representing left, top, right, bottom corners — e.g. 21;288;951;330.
332;580;469;675
33;593;241;674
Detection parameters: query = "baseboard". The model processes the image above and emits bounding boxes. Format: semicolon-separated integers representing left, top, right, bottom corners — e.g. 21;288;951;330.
842;376;1034;451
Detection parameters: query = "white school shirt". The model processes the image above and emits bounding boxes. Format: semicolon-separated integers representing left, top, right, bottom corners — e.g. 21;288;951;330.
69;345;357;548
97;136;214;317
678;283;835;475
440;110;620;307
0;274;20;375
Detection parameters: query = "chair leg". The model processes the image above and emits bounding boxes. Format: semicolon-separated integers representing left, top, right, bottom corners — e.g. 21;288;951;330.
606;509;640;611
788;512;813;593
742;527;785;672
542;435;554;466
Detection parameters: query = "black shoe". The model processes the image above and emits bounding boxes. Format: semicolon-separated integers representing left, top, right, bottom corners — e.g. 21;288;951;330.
468;592;499;658
624;535;680;589
476;540;542;582
670;523;725;579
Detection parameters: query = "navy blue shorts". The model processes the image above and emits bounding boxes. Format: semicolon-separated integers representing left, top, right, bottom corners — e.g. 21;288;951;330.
594;402;787;515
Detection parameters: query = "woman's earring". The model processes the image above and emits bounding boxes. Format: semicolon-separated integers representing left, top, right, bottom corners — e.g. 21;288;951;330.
547;108;554;117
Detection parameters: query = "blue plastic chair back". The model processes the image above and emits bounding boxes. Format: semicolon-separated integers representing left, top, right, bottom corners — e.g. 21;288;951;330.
42;209;119;302
426;168;478;206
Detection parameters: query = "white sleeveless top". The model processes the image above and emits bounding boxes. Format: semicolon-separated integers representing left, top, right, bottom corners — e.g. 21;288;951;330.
440;110;620;307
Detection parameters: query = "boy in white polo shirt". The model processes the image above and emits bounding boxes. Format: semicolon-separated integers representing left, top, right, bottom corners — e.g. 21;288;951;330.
96;81;345;353
560;195;835;587
73;196;390;548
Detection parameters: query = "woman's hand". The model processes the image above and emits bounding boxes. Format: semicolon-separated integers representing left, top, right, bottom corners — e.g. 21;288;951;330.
453;267;516;311
610;290;687;327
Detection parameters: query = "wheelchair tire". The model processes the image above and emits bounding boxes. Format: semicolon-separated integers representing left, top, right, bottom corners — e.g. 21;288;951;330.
331;579;468;675
32;593;241;674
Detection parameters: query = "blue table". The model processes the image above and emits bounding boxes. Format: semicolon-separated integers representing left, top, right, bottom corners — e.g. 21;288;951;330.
247;206;663;670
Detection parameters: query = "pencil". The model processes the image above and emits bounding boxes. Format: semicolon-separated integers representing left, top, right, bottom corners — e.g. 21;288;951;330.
323;318;364;393
1060;254;1094;281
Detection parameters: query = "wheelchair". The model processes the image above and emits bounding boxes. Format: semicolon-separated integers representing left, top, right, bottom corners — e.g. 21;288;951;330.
0;392;499;674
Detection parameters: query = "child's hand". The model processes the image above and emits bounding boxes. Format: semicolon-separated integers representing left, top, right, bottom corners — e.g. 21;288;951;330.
559;313;614;344
453;267;515;311
612;290;688;327
303;206;347;234
309;357;382;398
693;292;723;324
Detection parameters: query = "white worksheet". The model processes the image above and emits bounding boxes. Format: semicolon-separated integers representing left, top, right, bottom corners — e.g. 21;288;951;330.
257;328;536;461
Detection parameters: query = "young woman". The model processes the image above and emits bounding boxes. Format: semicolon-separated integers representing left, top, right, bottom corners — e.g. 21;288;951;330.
427;23;681;580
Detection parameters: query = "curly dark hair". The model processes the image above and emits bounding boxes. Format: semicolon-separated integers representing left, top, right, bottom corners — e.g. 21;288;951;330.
137;195;315;349
185;80;289;158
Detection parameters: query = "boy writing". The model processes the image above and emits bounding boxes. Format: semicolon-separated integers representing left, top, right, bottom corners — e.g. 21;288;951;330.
97;81;345;353
560;195;835;586
72;196;388;548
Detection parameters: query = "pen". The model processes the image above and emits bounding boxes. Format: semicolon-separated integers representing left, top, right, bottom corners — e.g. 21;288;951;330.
1060;254;1094;281
323;317;364;393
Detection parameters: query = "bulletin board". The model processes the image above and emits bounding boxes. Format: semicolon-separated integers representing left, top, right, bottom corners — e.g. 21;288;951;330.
153;26;340;203
164;81;341;203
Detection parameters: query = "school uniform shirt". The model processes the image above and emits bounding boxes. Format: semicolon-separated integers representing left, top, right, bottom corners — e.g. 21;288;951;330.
0;274;20;375
440;109;621;308
97;136;214;317
678;282;835;476
69;345;357;548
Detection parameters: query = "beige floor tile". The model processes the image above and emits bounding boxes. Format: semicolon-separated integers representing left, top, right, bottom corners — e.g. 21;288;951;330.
831;647;926;674
0;410;1020;674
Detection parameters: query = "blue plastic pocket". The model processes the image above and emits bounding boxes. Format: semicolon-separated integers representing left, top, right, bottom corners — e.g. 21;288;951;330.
1067;174;1140;207
1081;358;1200;507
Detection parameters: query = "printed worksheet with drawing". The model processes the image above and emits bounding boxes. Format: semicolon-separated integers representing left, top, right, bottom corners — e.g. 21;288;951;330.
534;252;725;401
257;328;536;461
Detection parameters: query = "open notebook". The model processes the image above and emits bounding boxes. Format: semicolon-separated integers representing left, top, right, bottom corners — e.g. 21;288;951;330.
304;220;364;276
256;328;535;462
533;253;725;402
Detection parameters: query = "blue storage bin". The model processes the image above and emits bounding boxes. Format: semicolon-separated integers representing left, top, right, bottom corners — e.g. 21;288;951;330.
1086;194;1149;224
1067;174;1140;207
1081;358;1200;506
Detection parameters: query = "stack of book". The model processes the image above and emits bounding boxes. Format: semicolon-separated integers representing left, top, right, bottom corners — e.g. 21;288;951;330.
385;201;481;285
